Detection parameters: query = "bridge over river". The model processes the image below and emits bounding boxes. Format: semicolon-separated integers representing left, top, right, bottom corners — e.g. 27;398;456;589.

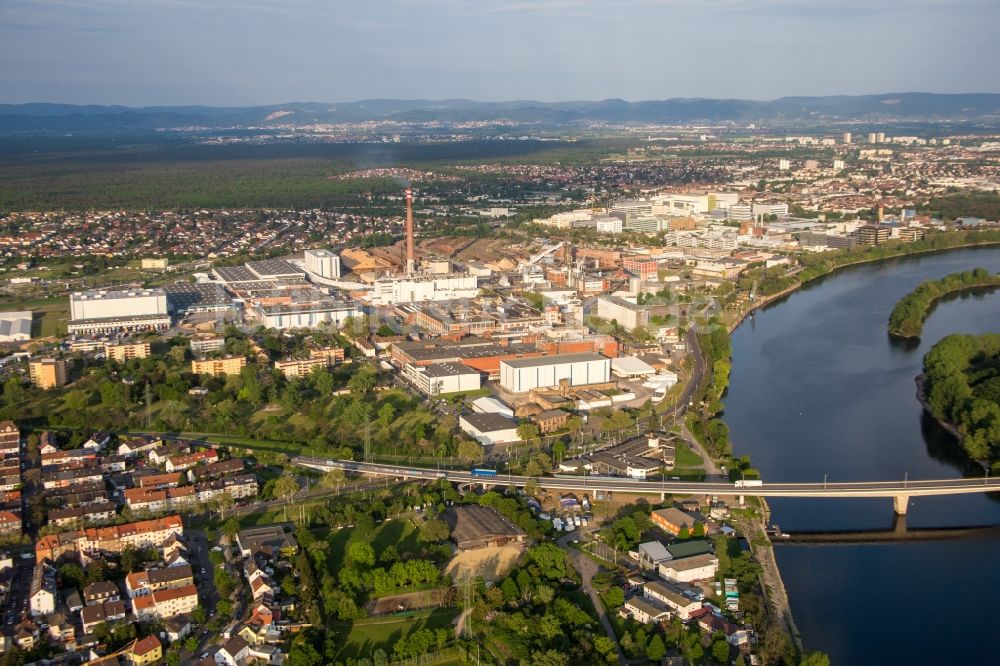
293;456;1000;516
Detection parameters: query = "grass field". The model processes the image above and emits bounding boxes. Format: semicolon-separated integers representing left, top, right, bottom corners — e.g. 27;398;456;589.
325;518;427;572
0;297;69;338
674;441;704;468
332;606;460;660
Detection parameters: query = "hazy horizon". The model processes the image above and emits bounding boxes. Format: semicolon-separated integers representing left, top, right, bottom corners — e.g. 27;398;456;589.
2;1;999;106
5;90;1000;109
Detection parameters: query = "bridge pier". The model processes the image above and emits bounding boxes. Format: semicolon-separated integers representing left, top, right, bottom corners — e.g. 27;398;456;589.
893;494;910;515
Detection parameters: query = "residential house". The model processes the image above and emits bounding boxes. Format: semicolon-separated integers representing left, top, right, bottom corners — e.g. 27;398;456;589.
658;554;719;583
29;562;57;617
643;580;702;620
130;635;163;666
131;584;198;620
215;635;251;666
80;600;127;634
623;596;671;625
83;581;120;605
651;507;703;537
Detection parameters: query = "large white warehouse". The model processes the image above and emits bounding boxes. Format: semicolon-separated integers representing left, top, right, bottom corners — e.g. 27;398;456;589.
68;289;172;334
71;289;168;321
371;275;479;306
499;352;611;393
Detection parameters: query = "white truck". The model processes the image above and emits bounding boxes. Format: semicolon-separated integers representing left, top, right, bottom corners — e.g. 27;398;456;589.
734;479;763;488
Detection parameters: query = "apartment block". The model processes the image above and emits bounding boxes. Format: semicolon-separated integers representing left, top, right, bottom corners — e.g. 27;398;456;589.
29;358;67;389
191;356;246;376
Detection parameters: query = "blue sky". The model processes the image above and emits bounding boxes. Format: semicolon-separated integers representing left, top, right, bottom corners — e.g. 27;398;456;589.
1;0;998;105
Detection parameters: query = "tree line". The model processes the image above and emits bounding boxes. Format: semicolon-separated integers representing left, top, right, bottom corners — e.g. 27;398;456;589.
888;268;1000;338
922;333;1000;464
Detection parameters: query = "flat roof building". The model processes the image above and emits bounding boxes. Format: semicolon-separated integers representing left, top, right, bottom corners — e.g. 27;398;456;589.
499;352;610;393
459;412;519;446
191;356;246;377
403;362;481;396
304;248;342;280
29;358;66;389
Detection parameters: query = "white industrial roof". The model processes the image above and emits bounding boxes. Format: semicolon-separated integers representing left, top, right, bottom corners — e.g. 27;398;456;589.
471;396;514;417
611;356;656;376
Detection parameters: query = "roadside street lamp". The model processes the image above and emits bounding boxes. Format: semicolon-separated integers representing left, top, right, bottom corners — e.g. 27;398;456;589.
823;474;827;490
904;472;908;489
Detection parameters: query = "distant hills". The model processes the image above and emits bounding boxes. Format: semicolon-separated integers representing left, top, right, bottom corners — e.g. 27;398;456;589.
1;93;999;134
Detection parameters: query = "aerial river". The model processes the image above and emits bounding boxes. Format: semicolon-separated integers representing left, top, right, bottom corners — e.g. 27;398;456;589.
723;246;1000;665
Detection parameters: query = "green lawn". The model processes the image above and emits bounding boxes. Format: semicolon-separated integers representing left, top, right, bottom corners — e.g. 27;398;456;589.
332;607;460;661
674;441;704;468
0;297;69;338
326;519;426;572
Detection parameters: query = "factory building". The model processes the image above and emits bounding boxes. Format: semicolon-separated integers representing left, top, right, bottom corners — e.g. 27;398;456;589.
69;289;171;334
402;362;481;396
163;283;234;316
303;249;342;280
596;295;650;331
370;274;479;306
256;298;362;330
499;352;611;393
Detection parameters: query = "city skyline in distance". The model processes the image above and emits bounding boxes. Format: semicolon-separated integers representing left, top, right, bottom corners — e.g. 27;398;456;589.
1;0;999;106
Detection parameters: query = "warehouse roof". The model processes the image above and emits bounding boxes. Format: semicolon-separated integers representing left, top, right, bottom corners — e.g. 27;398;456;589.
501;352;607;369
445;505;525;550
460;412;517;433
246;259;305;279
610;356;657;376
423;362;479;378
0;312;31;341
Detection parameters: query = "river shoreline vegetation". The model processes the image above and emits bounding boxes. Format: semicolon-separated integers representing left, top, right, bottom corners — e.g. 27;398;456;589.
921;333;1000;467
888;268;1000;338
739;229;1000;302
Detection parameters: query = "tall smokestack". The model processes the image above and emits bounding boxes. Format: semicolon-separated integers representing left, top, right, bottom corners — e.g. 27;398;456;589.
405;187;415;275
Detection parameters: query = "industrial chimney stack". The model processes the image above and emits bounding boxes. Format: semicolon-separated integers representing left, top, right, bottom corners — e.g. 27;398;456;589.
405;187;415;275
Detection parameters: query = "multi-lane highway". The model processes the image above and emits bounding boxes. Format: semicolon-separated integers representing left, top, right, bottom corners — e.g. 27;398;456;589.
293;456;1000;515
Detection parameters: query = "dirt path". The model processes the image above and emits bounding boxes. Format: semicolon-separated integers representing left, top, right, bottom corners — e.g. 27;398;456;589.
557;533;646;665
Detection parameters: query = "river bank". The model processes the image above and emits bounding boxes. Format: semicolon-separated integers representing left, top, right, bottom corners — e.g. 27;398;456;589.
888;270;1000;338
739;500;803;654
722;244;1000;665
727;238;1000;335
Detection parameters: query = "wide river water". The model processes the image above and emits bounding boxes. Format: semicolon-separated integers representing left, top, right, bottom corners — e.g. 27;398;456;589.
723;246;1000;665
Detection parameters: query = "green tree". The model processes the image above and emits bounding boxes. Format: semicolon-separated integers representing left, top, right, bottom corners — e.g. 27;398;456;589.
712;638;730;663
346;541;376;568
274;475;300;504
455;439;482;461
647;634;667;660
420;518;450;542
348;365;377;395
517;422;540;443
800;653;831;666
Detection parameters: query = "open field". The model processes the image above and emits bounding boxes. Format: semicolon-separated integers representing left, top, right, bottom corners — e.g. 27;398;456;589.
325;518;426;572
332;607;460;661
